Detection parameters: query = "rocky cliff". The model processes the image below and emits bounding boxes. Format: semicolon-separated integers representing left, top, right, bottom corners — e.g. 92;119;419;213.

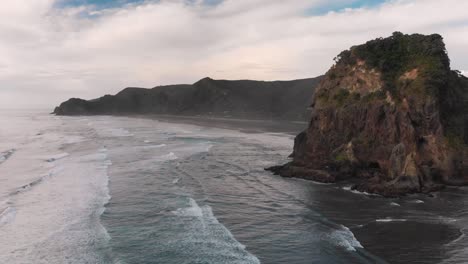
54;77;322;121
268;32;468;196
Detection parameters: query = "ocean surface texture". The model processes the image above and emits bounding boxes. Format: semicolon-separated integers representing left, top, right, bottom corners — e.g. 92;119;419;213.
0;110;467;264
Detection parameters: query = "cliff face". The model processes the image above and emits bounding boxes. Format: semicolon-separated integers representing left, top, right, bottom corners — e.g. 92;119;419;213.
54;77;322;121
268;32;468;196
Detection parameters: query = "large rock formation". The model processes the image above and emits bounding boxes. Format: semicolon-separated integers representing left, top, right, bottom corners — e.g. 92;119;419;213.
268;32;468;196
54;77;322;121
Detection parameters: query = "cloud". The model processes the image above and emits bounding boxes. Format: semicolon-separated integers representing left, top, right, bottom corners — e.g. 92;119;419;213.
0;0;467;109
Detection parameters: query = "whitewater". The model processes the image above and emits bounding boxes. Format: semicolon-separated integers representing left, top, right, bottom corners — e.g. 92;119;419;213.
1;110;468;264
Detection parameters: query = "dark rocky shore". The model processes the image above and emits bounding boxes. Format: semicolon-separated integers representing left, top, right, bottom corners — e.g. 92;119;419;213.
267;32;468;197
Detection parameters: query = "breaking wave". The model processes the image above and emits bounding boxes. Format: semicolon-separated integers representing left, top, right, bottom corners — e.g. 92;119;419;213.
10;166;63;196
46;153;69;162
0;206;16;226
0;149;15;165
326;225;364;252
376;218;408;223
172;198;261;263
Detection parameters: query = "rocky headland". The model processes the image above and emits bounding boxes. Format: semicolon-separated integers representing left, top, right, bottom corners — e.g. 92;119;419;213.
54;77;322;121
267;32;468;197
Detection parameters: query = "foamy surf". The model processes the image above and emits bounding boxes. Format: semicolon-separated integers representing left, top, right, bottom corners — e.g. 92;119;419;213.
0;113;116;264
341;186;377;196
0;206;16;226
154;152;178;162
172;198;261;264
376;218;408;223
10;166;64;196
0;149;15;164
409;199;425;204
142;143;167;149
326;225;364;252
45;153;69;162
108;128;133;137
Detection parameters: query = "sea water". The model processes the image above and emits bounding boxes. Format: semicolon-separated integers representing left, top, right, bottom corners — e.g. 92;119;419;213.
1;110;467;264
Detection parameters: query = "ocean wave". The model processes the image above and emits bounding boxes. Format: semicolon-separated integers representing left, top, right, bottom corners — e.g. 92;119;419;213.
172;198;261;263
341;186;377;196
10;166;64;196
376;218;407;223
94;152;114;262
142;144;167;149
173;198;204;218
0;149;16;164
326;225;363;252
389;202;401;207
0;206;16;226
46;153;69;162
409;199;425;204
108;128;133;137
99;147;108;153
154;152;178;162
64;135;87;144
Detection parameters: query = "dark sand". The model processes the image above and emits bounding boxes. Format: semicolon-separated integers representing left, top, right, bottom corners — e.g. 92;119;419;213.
142;114;308;135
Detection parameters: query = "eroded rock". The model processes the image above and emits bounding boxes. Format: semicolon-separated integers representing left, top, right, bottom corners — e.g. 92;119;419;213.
268;32;468;196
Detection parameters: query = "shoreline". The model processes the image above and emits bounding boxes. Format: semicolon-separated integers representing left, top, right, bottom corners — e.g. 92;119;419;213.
128;114;308;136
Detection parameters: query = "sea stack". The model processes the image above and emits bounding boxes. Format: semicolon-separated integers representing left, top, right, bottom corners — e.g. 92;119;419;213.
268;32;468;196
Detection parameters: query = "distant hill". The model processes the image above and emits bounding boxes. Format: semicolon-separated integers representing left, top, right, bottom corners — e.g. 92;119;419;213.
54;76;322;121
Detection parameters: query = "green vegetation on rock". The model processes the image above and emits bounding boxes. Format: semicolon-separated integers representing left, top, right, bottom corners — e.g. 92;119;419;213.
336;32;450;98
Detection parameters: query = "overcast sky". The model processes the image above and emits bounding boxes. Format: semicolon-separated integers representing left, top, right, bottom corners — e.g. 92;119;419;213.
0;0;467;109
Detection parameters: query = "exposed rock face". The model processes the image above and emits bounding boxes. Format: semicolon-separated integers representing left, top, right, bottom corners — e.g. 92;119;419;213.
268;32;468;196
54;77;322;121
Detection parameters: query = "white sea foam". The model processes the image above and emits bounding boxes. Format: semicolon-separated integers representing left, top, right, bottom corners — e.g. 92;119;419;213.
390;202;401;207
142;144;166;149
200;143;213;153
64;135;86;144
99;147;108;153
46;153;69;162
172;198;261;263
327;225;363;251
0;114;115;263
409;199;425;204
154;152;178;162
0;149;15;164
376;218;407;223
11;166;64;196
173;198;204;218
341;186;375;196
172;178;180;184
0;207;16;226
108;128;133;137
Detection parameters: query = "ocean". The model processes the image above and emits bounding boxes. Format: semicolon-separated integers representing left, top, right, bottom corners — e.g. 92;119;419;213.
0;110;467;264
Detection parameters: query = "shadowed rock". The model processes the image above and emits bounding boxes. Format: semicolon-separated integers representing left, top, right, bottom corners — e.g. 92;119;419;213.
267;32;468;197
54;77;322;121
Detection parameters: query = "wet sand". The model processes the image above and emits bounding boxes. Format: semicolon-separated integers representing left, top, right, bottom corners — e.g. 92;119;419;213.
142;114;308;135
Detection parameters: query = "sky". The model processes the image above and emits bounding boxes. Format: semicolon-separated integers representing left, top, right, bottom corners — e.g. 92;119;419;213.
0;0;467;109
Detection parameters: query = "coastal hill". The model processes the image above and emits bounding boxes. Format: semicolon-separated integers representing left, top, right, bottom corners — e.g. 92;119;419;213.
54;77;322;121
268;32;468;196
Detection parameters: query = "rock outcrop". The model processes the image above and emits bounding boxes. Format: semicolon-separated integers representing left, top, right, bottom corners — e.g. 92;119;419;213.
268;32;468;196
54;77;322;121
